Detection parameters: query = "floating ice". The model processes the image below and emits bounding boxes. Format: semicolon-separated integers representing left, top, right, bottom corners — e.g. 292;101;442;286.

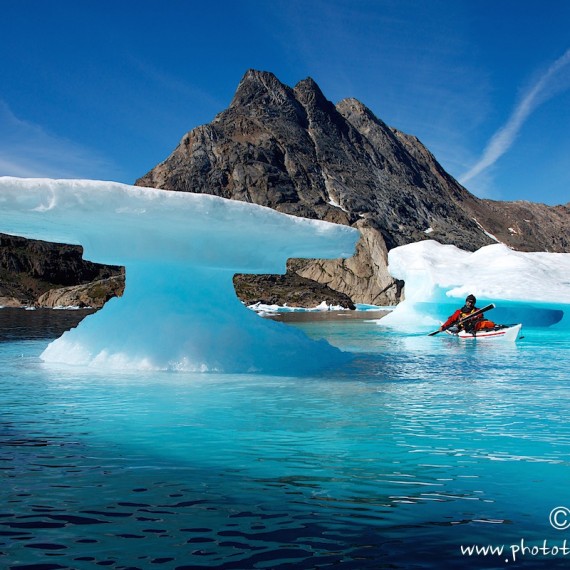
248;301;349;314
382;240;570;329
0;177;359;373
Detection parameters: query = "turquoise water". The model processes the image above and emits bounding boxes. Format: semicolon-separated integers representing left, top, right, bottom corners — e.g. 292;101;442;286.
2;309;570;569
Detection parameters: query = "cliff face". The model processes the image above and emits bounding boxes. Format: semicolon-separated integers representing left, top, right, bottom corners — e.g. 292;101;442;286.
136;70;569;305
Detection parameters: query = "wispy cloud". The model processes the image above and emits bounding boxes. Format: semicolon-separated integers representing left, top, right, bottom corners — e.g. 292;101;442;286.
0;101;116;179
460;48;570;186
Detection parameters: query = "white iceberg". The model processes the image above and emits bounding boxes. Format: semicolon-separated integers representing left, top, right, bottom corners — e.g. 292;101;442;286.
382;240;570;329
0;177;359;373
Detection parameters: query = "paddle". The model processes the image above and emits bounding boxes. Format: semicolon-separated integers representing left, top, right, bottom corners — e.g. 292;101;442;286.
428;303;495;336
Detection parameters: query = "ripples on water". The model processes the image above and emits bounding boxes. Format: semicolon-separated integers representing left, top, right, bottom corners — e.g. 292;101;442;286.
1;309;570;569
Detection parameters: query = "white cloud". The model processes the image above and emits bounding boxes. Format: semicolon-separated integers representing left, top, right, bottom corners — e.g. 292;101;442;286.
0;101;116;179
460;48;570;186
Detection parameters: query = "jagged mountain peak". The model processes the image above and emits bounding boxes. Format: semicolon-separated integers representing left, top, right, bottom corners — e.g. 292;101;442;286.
230;69;295;109
293;76;324;98
136;71;493;249
135;70;569;305
293;77;339;118
242;68;279;82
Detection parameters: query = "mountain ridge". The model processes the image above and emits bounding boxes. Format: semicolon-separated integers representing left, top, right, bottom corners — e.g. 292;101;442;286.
1;69;568;308
136;69;569;305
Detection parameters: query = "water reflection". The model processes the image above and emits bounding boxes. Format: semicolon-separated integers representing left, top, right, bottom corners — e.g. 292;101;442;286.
0;307;93;341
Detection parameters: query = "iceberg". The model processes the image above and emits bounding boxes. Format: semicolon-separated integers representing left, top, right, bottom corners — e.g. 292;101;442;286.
382;240;570;329
0;177;359;373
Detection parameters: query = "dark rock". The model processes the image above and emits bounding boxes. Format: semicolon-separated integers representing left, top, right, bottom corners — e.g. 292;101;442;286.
0;234;123;306
233;272;355;309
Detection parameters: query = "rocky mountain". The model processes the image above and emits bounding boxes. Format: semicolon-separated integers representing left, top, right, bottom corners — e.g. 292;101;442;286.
2;70;568;308
135;70;570;305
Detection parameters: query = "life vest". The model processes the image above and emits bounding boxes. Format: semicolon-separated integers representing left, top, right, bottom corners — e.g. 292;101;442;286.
459;306;479;321
458;306;482;330
459;306;495;332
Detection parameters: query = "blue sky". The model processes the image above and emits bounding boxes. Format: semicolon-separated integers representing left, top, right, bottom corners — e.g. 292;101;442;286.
1;0;569;205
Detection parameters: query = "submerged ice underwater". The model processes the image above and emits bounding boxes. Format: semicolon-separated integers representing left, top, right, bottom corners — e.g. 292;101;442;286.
1;177;570;569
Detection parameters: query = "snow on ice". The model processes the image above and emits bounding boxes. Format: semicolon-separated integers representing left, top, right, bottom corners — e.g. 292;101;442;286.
382;240;570;329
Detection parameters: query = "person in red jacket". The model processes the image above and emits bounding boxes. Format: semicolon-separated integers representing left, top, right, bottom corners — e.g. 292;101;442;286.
440;294;495;333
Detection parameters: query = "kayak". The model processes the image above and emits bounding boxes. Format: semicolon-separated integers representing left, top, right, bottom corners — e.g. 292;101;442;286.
445;323;522;341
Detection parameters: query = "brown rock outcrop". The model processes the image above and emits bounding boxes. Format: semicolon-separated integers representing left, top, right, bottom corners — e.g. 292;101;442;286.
36;275;125;309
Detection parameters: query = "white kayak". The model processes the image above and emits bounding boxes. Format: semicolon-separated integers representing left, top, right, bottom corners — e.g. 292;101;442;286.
446;323;523;341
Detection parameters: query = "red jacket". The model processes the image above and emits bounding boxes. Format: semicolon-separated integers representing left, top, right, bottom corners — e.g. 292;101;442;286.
442;306;483;329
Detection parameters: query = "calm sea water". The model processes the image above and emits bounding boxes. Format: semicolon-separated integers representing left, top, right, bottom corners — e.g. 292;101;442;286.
1;308;569;569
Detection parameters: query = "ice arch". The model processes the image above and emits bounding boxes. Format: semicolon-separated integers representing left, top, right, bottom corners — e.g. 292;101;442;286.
0;177;359;373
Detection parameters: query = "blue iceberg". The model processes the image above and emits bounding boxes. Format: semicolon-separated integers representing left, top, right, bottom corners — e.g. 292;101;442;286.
0;177;359;373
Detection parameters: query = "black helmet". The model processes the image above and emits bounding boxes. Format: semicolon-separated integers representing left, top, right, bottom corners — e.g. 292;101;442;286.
466;294;476;303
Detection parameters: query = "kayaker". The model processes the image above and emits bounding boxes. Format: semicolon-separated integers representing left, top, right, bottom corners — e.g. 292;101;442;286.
440;294;495;332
